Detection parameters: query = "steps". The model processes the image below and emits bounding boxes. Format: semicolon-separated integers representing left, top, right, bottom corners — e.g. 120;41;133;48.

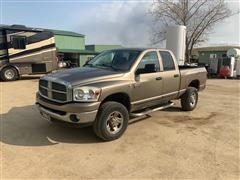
130;102;174;117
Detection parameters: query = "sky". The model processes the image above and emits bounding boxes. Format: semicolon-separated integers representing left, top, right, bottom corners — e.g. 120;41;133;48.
0;0;239;47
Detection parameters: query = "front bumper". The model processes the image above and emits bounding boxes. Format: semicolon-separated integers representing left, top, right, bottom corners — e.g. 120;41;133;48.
36;93;100;124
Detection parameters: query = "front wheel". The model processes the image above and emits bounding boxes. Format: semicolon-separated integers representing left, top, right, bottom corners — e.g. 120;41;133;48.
0;67;19;81
93;101;129;141
181;87;198;111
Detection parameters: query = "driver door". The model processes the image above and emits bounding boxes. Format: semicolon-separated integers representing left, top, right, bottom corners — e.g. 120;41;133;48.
131;51;164;111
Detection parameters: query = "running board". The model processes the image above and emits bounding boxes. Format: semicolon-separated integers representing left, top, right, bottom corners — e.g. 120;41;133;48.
130;102;174;117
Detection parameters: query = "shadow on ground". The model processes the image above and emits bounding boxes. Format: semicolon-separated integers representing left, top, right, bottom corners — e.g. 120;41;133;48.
0;104;192;147
0;105;101;146
162;106;182;112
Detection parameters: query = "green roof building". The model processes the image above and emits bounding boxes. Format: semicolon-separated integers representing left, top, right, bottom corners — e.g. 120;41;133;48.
86;44;123;53
48;30;122;66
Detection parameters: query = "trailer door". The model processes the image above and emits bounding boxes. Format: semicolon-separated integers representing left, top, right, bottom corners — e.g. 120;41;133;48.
0;30;8;62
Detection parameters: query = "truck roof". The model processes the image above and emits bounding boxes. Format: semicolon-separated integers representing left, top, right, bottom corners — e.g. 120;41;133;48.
106;47;169;51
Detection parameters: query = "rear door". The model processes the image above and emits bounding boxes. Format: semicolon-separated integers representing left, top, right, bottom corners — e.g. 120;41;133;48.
159;50;180;101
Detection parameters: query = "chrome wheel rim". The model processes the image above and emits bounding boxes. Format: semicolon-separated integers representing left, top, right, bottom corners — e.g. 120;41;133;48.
189;92;196;107
106;111;124;135
4;69;15;80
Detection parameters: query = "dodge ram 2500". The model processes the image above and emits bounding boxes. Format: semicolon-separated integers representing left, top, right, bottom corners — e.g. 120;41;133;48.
36;48;207;141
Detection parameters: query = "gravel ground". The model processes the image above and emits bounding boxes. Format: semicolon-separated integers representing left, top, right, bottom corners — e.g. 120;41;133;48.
0;78;239;179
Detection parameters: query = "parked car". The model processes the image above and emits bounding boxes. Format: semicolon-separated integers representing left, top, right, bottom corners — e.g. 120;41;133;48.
36;48;207;141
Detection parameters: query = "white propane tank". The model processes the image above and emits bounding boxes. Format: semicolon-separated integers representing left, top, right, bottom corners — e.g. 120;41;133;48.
166;25;186;65
227;48;240;77
227;48;240;58
230;57;235;77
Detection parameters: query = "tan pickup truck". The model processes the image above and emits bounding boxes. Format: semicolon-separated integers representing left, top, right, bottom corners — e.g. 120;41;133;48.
36;48;207;141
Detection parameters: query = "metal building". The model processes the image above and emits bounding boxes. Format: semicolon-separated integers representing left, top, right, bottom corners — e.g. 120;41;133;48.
192;45;240;65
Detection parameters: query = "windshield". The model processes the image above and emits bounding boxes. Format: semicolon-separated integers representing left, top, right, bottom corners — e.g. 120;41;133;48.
85;50;142;71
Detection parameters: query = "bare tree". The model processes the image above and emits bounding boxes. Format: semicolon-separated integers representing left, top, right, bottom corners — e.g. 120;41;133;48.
151;0;233;62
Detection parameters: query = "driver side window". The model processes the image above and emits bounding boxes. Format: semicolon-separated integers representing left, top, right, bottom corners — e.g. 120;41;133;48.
136;51;160;75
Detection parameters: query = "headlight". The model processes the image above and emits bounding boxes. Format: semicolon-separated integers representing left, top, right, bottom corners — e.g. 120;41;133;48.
73;86;101;102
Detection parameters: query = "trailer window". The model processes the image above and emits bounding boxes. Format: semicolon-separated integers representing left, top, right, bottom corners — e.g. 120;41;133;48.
11;36;27;49
159;51;175;71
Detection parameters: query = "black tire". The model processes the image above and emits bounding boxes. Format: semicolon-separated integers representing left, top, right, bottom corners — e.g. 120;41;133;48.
93;101;129;141
0;67;19;81
181;87;198;111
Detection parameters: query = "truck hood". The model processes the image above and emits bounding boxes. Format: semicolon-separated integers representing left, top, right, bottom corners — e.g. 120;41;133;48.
45;67;124;86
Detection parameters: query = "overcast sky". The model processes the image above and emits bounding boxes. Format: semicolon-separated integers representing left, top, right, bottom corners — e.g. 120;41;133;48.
1;0;239;47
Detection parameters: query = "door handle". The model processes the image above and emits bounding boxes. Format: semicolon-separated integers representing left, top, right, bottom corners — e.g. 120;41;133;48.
174;74;179;78
156;77;162;80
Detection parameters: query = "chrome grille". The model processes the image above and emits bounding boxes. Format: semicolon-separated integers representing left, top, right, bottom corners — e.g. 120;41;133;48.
39;79;71;103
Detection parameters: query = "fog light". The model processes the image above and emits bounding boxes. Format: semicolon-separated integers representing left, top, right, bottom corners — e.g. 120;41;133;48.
69;114;79;122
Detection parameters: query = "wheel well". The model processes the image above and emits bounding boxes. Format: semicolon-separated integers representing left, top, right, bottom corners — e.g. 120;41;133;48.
101;93;131;112
188;80;200;90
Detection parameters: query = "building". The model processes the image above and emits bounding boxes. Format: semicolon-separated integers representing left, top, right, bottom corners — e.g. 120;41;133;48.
48;29;98;67
48;30;122;66
192;44;240;65
86;44;122;53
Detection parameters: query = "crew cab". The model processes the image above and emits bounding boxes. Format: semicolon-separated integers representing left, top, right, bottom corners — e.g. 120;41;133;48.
36;48;207;141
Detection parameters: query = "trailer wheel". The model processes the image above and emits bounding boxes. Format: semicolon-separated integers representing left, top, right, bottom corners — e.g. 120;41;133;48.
93;101;129;141
1;67;19;81
181;87;198;111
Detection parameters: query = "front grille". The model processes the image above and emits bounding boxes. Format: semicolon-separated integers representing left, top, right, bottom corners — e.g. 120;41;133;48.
52;82;67;92
39;79;48;87
38;79;70;103
39;86;48;96
52;91;67;101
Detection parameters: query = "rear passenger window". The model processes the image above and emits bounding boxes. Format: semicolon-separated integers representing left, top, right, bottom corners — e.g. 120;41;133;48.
160;51;175;71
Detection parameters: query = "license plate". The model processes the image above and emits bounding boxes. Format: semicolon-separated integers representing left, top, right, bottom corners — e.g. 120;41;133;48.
41;112;50;121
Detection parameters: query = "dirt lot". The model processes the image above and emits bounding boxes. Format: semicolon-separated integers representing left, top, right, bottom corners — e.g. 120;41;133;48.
0;78;239;179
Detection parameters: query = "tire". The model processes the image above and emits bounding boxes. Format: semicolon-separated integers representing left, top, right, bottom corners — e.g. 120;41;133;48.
0;67;19;81
181;87;198;111
93;101;129;141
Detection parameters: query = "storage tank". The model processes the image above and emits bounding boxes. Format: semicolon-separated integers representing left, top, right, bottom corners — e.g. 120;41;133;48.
166;25;186;65
227;48;240;77
227;48;240;58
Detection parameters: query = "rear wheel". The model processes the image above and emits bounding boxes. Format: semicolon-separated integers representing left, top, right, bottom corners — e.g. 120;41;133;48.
1;67;19;81
181;87;198;111
93;101;129;141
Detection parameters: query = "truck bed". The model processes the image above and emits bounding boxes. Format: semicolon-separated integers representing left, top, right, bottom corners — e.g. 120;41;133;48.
179;66;207;91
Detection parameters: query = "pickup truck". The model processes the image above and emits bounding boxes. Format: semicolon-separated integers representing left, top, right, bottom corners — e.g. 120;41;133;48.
36;48;207;141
